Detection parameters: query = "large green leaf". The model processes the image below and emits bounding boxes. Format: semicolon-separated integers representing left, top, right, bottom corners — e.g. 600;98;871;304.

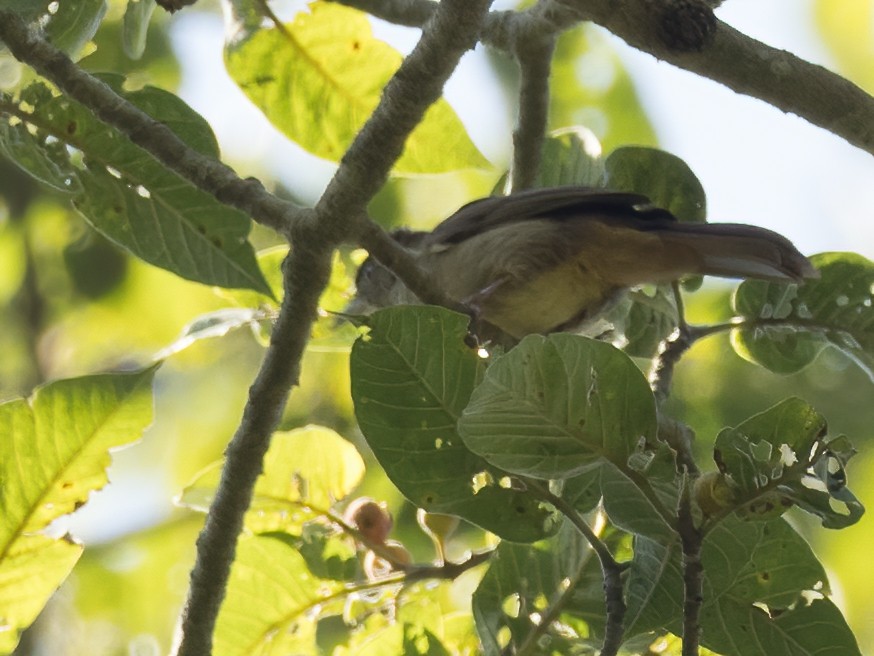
732;253;874;380
713;397;863;528
223;1;490;174
624;516;850;655
458;334;657;479
214;533;343;656
604;146;706;223
350;306;555;543
0;367;157;653
178;425;365;535
0;79;271;295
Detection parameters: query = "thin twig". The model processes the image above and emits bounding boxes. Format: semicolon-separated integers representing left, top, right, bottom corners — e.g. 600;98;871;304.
530;484;628;656
676;481;704;656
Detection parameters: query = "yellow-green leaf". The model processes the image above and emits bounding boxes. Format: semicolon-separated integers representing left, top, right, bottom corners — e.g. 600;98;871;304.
224;1;491;174
178;425;365;534
0;367;157;653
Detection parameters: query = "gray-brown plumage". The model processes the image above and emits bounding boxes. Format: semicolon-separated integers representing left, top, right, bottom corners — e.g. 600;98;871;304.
350;187;817;339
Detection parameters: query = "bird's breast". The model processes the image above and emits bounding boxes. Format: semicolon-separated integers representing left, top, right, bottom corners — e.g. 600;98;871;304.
480;261;617;338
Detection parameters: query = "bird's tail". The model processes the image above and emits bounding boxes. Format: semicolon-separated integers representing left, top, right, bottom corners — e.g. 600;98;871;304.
656;222;818;282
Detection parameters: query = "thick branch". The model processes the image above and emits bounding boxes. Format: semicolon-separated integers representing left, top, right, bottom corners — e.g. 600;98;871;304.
329;0;436;26
571;0;874;157
335;0;874;157
510;32;556;191
316;0;493;225
0;10;303;236
174;243;333;656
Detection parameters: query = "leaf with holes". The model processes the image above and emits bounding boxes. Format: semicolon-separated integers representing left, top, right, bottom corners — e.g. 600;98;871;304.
0;367;157;653
458;334;657;479
0;79;270;295
223;1;490;174
350;306;556;543
714;398;863;528
732;252;874;379
624;515;842;656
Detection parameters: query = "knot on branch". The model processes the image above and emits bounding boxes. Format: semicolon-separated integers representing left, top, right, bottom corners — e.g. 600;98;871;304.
155;0;198;12
658;0;716;52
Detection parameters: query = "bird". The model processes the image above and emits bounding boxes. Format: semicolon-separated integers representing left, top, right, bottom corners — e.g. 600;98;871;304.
348;186;817;340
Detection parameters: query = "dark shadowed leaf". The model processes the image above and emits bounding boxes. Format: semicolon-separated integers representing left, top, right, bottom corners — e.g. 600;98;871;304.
350;306;555;543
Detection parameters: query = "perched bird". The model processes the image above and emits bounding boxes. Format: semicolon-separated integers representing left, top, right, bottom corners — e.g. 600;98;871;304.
349;187;817;340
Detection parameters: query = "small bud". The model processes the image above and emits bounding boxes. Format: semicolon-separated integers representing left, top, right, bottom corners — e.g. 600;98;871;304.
343;497;393;545
693;471;737;516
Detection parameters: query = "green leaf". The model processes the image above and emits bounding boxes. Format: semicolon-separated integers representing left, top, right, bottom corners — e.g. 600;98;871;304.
607;286;680;359
0;80;270;295
350;306;555;543
0;118;80;193
178;425;365;535
223;1;490;174
0;367;157;541
214;533;341;656
122;0;157;60
0;367;157;652
353;623;452;656
472;521;610;655
603;146;706;223
536;127;605;188
714;398;864;528
625;516;836;655
0;535;82;655
732;252;874;380
598;464;676;541
458;334;657;478
45;0;107;59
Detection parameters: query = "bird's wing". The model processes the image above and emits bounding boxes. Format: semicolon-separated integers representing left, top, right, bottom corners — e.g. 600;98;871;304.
427;187;670;246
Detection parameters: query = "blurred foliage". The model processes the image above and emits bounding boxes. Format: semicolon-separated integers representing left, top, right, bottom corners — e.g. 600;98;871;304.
0;1;873;655
814;0;874;93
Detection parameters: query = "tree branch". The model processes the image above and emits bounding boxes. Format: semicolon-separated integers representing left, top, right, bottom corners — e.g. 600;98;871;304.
570;0;874;157
676;481;704;656
333;0;874;158
316;0;494;226
173;243;333;656
0;9;303;237
510;31;556;191
328;0;436;27
532;484;627;656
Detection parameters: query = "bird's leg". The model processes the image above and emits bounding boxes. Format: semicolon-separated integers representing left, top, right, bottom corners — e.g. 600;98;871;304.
460;276;514;349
